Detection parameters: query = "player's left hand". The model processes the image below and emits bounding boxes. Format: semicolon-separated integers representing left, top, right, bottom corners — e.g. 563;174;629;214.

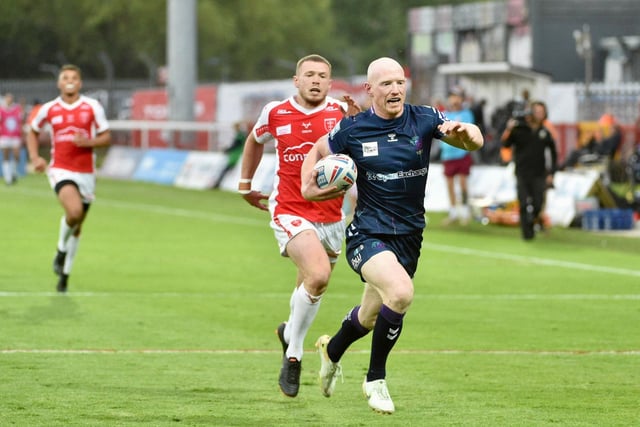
72;133;92;147
343;95;361;117
438;121;470;138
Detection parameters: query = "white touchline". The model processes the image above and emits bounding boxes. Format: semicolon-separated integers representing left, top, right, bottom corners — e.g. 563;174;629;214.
424;243;640;278
13;187;639;279
1;292;639;299
1;349;639;356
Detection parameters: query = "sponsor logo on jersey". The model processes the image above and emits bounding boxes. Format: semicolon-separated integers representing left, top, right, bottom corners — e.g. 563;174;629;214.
366;166;429;182
387;133;398;142
54;126;89;142
51;115;63;125
323;118;337;132
276;109;292;114
411;135;423;155
362;141;379;157
255;124;269;138
301;122;313;134
282;141;314;162
79;111;92;124
276;124;292;136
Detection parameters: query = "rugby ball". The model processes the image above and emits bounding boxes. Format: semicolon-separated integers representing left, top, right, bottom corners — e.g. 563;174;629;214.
314;154;357;191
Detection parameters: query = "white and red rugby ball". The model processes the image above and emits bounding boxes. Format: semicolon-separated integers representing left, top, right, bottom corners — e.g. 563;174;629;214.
314;154;357;191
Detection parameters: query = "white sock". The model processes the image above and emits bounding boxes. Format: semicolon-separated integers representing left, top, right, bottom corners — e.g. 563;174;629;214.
2;160;10;184
63;235;79;275
57;216;77;252
461;205;471;220
285;283;322;361
283;287;297;344
448;206;458;219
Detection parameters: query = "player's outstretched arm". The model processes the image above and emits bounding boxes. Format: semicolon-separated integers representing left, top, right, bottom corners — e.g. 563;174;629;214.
238;132;269;211
26;129;47;173
237;132;269;211
439;121;484;151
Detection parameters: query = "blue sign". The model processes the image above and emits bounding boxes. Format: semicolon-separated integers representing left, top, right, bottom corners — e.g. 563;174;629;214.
132;149;189;185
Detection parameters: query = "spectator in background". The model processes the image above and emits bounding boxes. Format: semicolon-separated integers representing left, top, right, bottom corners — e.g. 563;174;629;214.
470;97;487;136
439;86;475;225
501;101;557;240
213;121;247;189
26;64;111;292
0;93;24;185
560;113;622;170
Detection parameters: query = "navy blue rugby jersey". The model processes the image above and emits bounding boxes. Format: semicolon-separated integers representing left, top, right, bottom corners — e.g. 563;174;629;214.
328;104;446;235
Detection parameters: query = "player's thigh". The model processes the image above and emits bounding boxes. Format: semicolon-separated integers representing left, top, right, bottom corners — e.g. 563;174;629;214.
287;229;332;279
361;251;414;306
57;184;86;221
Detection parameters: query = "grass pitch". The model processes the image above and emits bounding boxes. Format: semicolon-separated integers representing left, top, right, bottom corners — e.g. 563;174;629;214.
1;174;639;426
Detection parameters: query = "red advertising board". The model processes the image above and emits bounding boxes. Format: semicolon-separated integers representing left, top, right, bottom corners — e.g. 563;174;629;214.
130;86;217;150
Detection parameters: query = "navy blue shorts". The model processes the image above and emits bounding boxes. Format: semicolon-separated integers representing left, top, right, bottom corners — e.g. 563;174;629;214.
345;229;423;281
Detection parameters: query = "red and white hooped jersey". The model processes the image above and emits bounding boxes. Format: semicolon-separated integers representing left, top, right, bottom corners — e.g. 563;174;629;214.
30;95;109;173
253;96;346;223
0;104;24;138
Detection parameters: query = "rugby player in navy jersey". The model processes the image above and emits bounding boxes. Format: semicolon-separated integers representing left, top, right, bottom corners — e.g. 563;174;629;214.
301;57;483;414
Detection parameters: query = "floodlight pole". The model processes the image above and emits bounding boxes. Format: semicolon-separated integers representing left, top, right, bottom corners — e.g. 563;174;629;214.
574;24;593;96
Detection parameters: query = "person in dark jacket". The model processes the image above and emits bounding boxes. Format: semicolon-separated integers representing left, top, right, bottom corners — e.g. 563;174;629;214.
501;101;557;240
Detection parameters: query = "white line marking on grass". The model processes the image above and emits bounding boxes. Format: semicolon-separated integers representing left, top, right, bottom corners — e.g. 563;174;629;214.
14;186;639;277
424;243;640;278
1;292;639;300
1;348;639;356
10;187;265;227
100;199;265;227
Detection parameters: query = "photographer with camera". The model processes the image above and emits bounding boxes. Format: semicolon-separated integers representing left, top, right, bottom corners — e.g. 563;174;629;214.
501;101;558;240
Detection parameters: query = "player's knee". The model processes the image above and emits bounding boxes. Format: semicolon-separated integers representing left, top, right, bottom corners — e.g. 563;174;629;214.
304;269;331;295
386;284;414;312
66;209;84;227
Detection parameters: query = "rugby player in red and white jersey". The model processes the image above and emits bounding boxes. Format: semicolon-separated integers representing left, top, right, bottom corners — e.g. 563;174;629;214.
0;93;24;185
237;54;359;397
26;64;111;293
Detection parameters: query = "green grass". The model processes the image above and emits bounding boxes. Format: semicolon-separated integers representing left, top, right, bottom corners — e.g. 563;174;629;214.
1;174;639;426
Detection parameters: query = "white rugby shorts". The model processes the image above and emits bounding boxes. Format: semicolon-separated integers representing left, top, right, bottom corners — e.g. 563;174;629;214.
271;214;345;263
47;167;96;204
0;136;21;149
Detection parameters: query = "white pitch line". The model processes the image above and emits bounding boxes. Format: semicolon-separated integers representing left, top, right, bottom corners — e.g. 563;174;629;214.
12;186;640;278
99;198;265;227
1;348;639;356
1;291;639;300
424;243;640;278
8;186;265;227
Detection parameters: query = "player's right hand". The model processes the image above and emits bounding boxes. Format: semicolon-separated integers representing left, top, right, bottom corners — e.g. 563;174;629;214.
31;156;47;173
242;191;269;211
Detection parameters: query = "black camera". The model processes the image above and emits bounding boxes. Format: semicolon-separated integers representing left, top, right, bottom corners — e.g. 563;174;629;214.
511;103;530;127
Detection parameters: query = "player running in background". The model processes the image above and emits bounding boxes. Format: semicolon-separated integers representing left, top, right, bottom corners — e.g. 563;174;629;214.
301;57;483;414
237;54;358;397
0;93;24;185
26;64;111;292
